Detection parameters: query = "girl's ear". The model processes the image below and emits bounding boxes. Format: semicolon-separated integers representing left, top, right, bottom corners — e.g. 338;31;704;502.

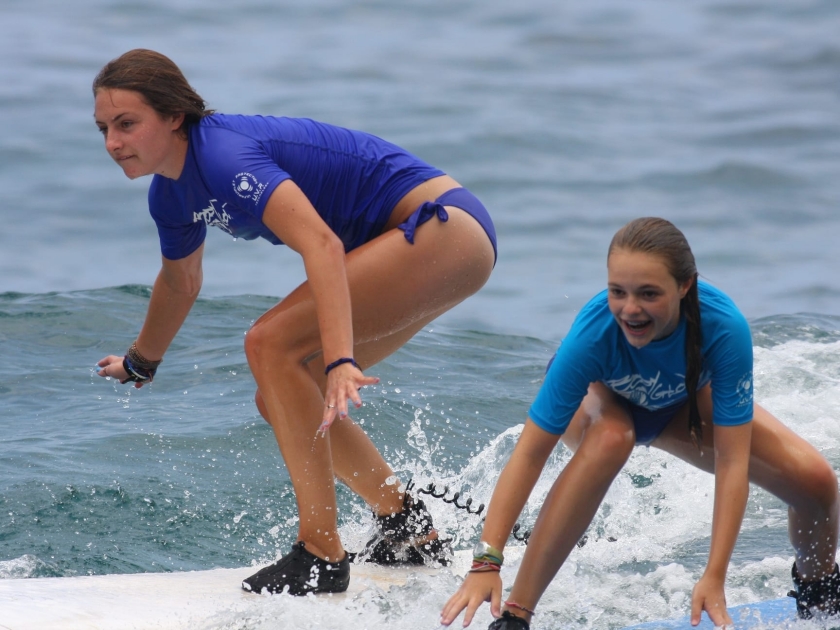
678;276;694;300
170;112;186;131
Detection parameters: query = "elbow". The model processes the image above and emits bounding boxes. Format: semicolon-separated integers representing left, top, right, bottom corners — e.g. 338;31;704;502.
319;232;346;261
159;264;203;297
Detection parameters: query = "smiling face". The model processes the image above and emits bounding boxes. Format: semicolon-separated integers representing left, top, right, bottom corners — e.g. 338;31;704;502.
94;88;187;180
607;247;693;348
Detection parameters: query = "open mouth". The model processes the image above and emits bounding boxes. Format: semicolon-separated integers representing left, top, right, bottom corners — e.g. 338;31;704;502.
623;319;652;335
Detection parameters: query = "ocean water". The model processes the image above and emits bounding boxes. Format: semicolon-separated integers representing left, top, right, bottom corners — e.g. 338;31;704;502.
2;0;840;628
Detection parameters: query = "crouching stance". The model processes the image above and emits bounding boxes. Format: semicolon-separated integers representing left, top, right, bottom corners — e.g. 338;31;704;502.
92;49;497;596
441;218;839;628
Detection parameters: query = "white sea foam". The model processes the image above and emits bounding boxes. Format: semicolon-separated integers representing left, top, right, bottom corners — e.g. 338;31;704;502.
0;554;51;579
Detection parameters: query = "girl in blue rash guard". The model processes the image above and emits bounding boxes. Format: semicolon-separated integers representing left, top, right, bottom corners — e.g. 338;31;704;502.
442;218;840;629
93;49;497;596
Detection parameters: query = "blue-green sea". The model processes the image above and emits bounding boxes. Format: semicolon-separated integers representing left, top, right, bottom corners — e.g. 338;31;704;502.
2;0;840;628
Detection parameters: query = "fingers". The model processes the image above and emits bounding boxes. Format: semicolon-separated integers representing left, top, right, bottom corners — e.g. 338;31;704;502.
439;592;471;627
96;355;145;388
440;574;499;627
690;587;702;626
690;603;701;626
489;581;502;619
690;583;731;628
704;602;733;628
318;365;380;436
96;355;123;378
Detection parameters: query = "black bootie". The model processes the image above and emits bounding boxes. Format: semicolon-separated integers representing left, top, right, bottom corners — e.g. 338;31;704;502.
242;541;350;596
789;561;840;619
488;611;530;629
361;493;451;565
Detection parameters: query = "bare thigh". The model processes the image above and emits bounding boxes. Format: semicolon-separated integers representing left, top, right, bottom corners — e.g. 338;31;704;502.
561;382;636;455
653;387;836;511
250;205;496;379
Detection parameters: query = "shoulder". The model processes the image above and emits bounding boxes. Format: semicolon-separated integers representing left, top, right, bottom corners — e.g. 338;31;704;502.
557;290;618;357
191;113;271;147
698;281;753;354
698;281;749;331
568;290;616;338
189;115;291;196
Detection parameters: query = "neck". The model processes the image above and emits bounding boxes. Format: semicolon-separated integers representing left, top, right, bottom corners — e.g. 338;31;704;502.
159;132;189;180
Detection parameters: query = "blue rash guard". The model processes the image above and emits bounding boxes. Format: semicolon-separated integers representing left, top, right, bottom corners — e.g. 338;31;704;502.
528;281;754;436
148;114;445;260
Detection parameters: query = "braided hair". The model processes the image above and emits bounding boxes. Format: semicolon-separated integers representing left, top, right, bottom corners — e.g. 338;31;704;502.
609;218;704;449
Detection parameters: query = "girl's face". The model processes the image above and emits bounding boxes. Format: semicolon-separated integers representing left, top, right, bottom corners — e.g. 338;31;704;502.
94;88;186;180
607;248;692;349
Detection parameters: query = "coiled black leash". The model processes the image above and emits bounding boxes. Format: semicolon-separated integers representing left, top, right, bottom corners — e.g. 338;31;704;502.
407;480;615;548
407;480;533;544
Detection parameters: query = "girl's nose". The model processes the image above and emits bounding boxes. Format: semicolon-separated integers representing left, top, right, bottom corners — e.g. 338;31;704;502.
105;130;120;153
623;296;643;315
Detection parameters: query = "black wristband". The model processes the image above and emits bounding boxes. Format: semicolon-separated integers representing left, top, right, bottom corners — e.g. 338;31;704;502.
324;357;360;375
121;356;156;384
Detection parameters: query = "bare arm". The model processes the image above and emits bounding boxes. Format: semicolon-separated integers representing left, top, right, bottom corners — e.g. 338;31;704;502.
97;244;204;386
690;421;752;627
259;179;378;426
441;419;560;627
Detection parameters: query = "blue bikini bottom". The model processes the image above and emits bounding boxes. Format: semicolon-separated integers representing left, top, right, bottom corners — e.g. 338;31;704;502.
397;187;497;265
620;398;684;446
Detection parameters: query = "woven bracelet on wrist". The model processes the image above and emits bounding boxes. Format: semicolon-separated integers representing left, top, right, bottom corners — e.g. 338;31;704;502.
324;357;360;375
127;342;162;370
469;560;501;573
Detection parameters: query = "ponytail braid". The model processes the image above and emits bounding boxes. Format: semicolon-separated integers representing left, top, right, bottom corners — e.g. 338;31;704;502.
682;274;703;449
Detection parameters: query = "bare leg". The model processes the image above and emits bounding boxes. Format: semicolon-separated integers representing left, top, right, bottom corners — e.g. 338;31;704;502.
254;321;433;516
653;386;840;580
504;383;636;621
245;205;495;561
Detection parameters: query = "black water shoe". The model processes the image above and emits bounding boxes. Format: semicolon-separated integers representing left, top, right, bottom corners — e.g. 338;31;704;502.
360;493;451;565
242;541;350;595
488;611;530;630
789;561;840;619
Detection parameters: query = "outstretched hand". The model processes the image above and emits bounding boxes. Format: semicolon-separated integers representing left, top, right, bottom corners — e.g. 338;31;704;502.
440;571;503;627
690;573;732;628
318;363;379;434
96;355;145;389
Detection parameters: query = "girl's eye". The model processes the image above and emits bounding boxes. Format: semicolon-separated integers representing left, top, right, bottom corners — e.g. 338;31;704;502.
642;291;659;300
609;288;624;297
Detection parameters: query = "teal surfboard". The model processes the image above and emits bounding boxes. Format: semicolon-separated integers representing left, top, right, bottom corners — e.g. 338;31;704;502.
622;597;796;629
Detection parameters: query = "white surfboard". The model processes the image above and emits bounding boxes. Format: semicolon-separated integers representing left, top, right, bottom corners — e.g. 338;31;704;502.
2;547;798;630
0;548;525;630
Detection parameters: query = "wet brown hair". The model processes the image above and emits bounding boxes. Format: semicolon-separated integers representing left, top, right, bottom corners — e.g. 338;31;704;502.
609;217;704;448
92;49;213;133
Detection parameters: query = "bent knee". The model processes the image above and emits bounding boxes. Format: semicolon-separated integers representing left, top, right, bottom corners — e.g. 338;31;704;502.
799;456;840;508
583;419;636;463
254;390;271;424
244;311;317;368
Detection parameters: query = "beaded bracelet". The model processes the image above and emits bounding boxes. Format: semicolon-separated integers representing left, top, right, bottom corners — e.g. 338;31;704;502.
324;357;360;375
469;560;501;573
504;601;536;616
127;342;162;370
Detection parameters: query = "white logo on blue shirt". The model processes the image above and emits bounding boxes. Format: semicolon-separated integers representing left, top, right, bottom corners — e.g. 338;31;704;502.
193;199;232;234
606;370;685;409
232;172;267;202
736;371;753;407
